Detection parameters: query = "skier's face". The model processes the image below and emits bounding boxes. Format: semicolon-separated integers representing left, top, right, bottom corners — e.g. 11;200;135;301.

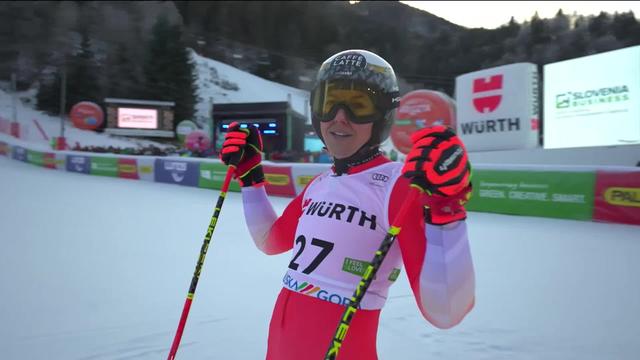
320;108;373;159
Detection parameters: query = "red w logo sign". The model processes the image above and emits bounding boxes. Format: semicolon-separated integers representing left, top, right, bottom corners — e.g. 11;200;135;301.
472;75;503;113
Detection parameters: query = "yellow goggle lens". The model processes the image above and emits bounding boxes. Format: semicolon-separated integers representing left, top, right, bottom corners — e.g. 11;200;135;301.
321;89;377;117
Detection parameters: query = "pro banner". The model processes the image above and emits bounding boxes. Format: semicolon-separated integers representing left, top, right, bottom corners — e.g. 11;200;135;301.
467;169;595;220
198;162;241;192
43;153;58;169
154;159;199;187
118;158;139;180
263;164;296;197
593;170;640;225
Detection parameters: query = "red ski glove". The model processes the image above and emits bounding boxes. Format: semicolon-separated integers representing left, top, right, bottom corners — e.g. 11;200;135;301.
219;122;265;187
401;126;472;225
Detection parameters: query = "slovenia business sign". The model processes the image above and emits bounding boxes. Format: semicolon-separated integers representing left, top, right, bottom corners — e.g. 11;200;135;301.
455;62;540;151
543;45;640;149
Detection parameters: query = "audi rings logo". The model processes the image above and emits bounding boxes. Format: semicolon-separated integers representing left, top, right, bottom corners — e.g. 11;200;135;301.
372;173;389;182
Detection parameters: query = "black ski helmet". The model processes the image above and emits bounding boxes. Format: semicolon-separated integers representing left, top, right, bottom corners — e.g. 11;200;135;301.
310;49;400;147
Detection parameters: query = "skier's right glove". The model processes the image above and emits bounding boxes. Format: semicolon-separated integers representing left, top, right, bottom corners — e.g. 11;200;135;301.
401;126;472;225
220;122;266;187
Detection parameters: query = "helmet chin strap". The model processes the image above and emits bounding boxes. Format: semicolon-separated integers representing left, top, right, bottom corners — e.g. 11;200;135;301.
332;143;381;176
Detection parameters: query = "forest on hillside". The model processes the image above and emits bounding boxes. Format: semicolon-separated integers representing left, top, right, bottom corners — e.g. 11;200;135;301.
1;1;638;121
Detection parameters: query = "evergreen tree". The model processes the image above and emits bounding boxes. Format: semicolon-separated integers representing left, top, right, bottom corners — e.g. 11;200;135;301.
143;15;197;122
530;12;550;45
504;16;521;37
105;43;141;99
65;28;102;111
612;11;640;45
588;12;611;38
550;9;570;34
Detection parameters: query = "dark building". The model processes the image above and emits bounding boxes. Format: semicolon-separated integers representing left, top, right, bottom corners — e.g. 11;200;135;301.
212;101;307;155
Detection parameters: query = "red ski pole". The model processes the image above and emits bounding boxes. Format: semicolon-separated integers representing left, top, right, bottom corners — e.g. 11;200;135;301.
167;165;235;360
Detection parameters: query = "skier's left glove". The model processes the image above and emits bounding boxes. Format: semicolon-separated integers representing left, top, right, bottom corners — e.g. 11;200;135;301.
401;126;472;225
219;122;266;187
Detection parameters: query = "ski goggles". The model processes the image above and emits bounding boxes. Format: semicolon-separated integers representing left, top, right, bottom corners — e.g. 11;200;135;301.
311;79;398;124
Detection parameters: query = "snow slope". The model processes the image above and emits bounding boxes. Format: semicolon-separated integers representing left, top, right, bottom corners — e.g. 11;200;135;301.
1;156;639;360
191;50;310;120
0;49;310;151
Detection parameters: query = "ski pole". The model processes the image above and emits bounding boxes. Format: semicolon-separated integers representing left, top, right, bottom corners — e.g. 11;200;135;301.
167;165;236;360
324;185;423;360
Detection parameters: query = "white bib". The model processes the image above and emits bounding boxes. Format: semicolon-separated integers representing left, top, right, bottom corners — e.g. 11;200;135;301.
282;162;404;309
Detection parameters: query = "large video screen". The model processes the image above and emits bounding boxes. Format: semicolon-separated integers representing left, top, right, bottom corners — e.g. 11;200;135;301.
543;45;640;149
219;118;280;135
117;107;158;129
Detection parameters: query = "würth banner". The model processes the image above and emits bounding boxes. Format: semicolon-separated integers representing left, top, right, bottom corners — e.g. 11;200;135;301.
455;62;540;151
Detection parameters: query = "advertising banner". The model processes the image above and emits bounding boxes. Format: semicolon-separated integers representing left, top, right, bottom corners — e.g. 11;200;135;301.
118;107;158;129
543;45;640;149
198;162;241;192
27;150;45;167
0;141;9;156
391;90;456;155
137;157;155;182
70;101;104;130
455;62;539;151
43;153;57;169
54;152;66;170
290;163;331;195
90;157;119;177
118;158;139;180
263;164;296;197
177;120;198;143
66;155;91;174
12;146;27;162
154;159;199;187
593;170;640;225
467;169;595;220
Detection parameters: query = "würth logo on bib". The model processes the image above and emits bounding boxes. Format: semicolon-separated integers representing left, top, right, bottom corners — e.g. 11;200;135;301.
302;198;313;211
472;74;503;113
304;201;377;230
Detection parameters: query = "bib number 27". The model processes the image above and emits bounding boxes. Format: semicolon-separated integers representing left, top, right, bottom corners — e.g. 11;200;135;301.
288;235;334;274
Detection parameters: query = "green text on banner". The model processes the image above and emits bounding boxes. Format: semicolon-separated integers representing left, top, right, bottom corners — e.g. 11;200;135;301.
198;162;241;192
90;157;119;177
467;169;595;220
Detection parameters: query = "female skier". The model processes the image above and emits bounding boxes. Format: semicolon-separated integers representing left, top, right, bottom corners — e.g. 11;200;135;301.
220;49;475;359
